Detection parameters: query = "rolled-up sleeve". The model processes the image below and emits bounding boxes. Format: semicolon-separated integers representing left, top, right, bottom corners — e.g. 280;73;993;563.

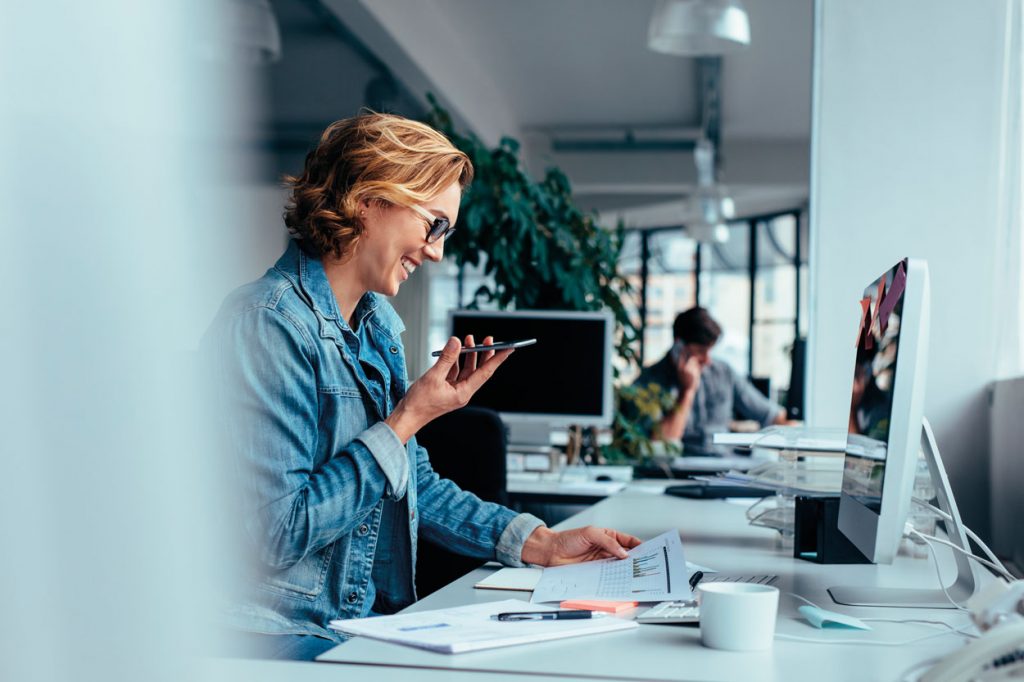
355;422;409;499
496;513;546;567
414;441;544;564
732;370;784;427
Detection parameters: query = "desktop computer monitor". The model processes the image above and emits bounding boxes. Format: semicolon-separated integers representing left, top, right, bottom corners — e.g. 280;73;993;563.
837;257;930;565
448;310;614;440
831;258;981;608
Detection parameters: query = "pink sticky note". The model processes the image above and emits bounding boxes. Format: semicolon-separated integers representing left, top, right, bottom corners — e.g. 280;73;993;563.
560;599;638;613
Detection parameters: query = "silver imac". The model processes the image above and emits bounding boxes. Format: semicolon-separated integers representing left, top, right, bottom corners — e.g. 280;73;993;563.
830;258;981;608
836;257;931;565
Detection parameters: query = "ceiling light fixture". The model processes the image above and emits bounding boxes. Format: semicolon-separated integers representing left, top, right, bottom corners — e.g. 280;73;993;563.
686;139;734;243
233;0;282;65
647;0;751;57
197;0;282;65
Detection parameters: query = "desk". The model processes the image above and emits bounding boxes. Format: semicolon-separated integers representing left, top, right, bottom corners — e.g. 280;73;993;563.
319;486;982;681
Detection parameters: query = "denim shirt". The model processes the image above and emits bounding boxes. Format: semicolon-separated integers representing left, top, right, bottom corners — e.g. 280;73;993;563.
205;241;544;642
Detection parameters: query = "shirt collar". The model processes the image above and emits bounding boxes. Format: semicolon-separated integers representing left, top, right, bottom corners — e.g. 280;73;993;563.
276;240;383;332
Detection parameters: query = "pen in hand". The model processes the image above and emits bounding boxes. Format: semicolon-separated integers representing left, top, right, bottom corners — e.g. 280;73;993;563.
495;610;593;622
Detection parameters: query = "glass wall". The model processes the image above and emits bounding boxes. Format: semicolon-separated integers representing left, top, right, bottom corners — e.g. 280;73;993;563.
427;208;808;409
629;209;808;408
700;221;752;376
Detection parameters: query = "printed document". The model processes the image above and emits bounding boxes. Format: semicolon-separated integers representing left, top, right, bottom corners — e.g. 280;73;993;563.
327;598;636;654
531;530;691;603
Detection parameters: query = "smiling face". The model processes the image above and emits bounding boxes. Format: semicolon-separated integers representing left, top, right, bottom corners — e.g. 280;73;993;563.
355;180;462;297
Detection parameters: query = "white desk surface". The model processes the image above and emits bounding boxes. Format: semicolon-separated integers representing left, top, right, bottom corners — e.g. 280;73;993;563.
319;488;983;681
202;657;589;682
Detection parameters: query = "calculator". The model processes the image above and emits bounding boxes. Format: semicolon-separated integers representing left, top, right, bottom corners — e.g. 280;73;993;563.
636;574;778;625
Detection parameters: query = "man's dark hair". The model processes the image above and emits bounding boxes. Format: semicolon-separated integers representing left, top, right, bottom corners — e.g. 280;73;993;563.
672;307;722;346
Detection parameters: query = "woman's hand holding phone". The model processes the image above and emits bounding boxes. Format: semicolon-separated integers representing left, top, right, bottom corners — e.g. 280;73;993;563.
385;335;513;443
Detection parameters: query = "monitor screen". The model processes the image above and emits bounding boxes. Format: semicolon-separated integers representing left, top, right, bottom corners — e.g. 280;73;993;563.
448;310;613;426
841;259;909;514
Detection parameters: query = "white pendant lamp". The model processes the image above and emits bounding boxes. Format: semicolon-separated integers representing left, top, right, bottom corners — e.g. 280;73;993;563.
648;0;751;57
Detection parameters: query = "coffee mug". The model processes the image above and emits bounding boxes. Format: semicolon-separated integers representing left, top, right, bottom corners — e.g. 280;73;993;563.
698;582;779;651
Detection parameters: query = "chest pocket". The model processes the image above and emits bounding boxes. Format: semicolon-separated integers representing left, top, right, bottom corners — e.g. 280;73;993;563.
317;385;374;456
261;542;337;600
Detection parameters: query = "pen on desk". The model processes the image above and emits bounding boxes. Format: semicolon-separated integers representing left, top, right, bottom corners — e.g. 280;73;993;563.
689;570;704;591
496;610;593;622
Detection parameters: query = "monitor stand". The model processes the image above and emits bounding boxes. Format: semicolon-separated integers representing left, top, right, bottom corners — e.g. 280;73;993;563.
828;417;981;609
506;420;554;450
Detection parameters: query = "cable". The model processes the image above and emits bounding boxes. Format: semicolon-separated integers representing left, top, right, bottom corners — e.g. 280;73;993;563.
775;625;976;647
780;592;979;645
911;529;971;611
908;528;1016;582
911;497;1010;577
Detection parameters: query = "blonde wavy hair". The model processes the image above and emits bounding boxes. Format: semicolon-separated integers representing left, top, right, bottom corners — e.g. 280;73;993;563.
283;112;474;261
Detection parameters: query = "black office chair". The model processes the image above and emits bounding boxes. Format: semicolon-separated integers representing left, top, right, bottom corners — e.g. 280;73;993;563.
786;337;807;420
414;406;508;598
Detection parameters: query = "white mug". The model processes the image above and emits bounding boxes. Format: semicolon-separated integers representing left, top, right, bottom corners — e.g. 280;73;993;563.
698;582;779;651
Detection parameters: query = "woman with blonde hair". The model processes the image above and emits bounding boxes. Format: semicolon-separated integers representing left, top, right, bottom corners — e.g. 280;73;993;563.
205;113;640;660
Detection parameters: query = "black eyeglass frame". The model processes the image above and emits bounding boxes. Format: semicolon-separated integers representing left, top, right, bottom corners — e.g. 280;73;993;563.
410;204;455;244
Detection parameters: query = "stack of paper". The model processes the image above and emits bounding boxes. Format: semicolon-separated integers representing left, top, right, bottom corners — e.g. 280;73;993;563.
328;599;636;654
530;530;693;604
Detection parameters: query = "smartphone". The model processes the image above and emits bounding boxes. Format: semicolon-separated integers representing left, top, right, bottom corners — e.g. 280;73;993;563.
430;338;537;357
670;340;685;364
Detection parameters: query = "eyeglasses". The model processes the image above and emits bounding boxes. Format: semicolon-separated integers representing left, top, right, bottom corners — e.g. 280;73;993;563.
409;204;455;244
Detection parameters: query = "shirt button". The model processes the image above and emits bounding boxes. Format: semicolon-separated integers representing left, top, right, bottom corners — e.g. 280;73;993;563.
357;523;369;536
346;591;359;604
389;346;399;354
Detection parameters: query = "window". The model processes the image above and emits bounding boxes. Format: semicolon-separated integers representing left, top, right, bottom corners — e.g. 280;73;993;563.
424;256;499;371
643;231;697;368
625;209;808;406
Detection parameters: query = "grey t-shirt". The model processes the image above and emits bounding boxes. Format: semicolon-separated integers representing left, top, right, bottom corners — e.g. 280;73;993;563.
632;353;783;456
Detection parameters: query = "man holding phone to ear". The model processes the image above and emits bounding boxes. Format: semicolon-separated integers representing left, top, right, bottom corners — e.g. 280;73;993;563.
632;307;790;456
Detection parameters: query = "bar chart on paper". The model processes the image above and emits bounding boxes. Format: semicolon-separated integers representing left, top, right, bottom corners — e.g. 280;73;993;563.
531;531;691;603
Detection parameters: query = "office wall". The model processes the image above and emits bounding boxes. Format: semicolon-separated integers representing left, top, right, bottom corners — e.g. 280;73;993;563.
807;0;1018;536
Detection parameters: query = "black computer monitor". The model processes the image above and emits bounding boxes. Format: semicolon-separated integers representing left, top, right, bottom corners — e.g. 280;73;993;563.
448;310;614;431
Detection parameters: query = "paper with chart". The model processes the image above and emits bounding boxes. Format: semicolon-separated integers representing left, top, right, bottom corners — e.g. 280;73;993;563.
530;530;691;603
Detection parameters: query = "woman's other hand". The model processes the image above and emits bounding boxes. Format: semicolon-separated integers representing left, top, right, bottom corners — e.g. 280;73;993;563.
520;526;643;566
385;335;512;443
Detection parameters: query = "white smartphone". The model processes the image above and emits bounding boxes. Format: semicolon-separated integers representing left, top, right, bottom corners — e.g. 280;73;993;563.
430;338;537;357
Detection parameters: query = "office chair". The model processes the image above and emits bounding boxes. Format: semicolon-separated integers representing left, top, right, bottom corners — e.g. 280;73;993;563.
414;406;508;598
786;337;806;420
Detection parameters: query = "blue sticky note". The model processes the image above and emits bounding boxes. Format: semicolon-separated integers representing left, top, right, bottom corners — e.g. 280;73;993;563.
798;605;872;630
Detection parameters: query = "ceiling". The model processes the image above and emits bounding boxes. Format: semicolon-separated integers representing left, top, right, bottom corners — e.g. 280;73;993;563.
260;0;815;230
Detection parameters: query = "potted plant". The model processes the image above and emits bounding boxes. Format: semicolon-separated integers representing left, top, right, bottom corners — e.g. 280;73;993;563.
426;96;665;464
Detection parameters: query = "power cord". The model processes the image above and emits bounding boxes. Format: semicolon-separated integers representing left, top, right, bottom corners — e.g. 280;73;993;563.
905;525;1016;582
911;497;1011;578
777;592;978;646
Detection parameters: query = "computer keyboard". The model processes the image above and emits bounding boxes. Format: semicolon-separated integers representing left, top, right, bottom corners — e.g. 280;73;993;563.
702;573;778;586
636;574;778;625
636;600;700;624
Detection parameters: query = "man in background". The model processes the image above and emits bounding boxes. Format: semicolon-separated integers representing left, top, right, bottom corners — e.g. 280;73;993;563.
633;307;790;456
